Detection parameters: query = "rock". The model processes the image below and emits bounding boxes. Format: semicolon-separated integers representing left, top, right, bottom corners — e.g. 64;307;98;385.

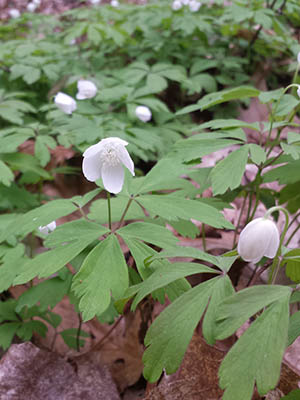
0;342;120;400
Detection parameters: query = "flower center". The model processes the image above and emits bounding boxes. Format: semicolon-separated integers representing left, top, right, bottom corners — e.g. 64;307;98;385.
100;145;120;167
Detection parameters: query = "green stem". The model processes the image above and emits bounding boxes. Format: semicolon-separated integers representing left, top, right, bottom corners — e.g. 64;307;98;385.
285;223;300;247
233;192;248;247
107;191;112;230
266;206;289;284
76;313;83;352
201;224;207;252
117;197;134;230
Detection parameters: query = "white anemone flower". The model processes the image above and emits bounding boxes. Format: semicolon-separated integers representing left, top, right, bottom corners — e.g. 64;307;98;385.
54;92;77;115
82;137;135;194
237;217;280;263
135;106;152;122
39;221;57;235
9;9;21;18
172;0;183;10
27;2;37;12
111;0;119;7
189;0;201;11
76;80;97;100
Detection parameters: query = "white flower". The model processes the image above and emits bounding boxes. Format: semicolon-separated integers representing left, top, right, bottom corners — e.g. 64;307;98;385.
135;106;152;123
297;85;300;99
54;92;77;115
172;0;183;10
33;0;41;5
82;137;135;194
181;0;190;5
27;2;37;12
189;0;201;11
76;80;97;100
39;221;57;235
111;0;119;7
9;9;21;18
90;0;101;3
237;217;280;263
297;52;300;65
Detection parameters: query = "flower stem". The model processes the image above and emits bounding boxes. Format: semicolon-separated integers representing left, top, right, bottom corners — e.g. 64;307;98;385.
266;206;289;284
107;191;112;230
117;197;134;230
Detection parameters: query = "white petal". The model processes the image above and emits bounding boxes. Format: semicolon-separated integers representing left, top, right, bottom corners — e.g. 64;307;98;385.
117;146;135;176
82;153;102;182
47;221;57;232
76;80;97;100
76;93;88;100
101;137;129;147
135;106;152;123
297;52;300;64
54;92;77;115
83;141;104;158
101;163;124;194
263;220;280;258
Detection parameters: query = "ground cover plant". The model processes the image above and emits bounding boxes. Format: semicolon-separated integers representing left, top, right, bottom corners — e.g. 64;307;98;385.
1;0;300;398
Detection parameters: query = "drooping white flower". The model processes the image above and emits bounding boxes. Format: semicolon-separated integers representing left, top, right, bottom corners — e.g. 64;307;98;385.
9;9;21;18
76;80;97;100
39;221;57;235
27;2;37;12
111;0;119;7
54;92;77;115
172;0;183;10
189;0;201;11
237;217;280;263
82;137;135;194
135;106;152;123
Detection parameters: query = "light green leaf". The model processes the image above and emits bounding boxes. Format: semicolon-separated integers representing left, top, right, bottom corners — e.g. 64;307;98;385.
72;234;128;321
17;320;47;341
248;143;266;165
136;195;234;229
150;246;219;266
281;390;300;399
199;119;260;131
1;153;51;180
210;145;249;195
143;277;218;382
60;328;89;349
0;160;14;186
117;222;178;249
0;323;21;350
288;310;300;346
263;160;300;185
215;285;292;340
146;74;168;92
219;297;290;400
0;244;26;293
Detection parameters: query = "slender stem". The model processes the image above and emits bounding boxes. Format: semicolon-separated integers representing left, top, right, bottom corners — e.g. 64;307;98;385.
76;313;83;352
266;206;290;284
245;192;254;224
117;197;134;230
232;192;248;247
285;224;300;247
107;191;112;230
201;224;206;252
92;316;123;351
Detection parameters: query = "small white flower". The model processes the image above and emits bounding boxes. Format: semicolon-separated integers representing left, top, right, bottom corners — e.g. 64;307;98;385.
111;0;119;7
82;137;135;194
135;106;152;123
39;221;57;235
76;80;97;100
181;0;190;5
32;0;41;5
54;92;77;115
237;217;280;263
90;0;101;3
9;9;21;18
27;2;37;12
172;0;183;10
189;0;201;11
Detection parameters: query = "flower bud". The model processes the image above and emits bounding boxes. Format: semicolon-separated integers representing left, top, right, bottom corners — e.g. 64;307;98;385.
39;221;57;235
27;3;37;12
54;92;77;115
135;106;152;123
189;0;201;11
76;80;97;100
237;217;280;263
9;9;21;18
111;0;119;7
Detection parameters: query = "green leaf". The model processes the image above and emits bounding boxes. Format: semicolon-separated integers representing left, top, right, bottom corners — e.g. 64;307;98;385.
143;277;219;382
202;275;235;345
281;390;300;399
150;246;220;266
215;285;292;340
283;249;300;282
117;222;178;249
248;143;266;165
0;244;26;293
288;310;300;346
219;297;290;400
0;199;77;241
199;119;260;132
0;299;19;322
0;160;14;186
146;74;168;92
263;160;300;185
210;145;249;195
168;219;199;238
16;274;72;312
1;153;51;181
136;195;234;229
276;94;299;117
72;234;129;321
17;320;47;341
60;328;89;349
131;262;217;310
0;322;21;349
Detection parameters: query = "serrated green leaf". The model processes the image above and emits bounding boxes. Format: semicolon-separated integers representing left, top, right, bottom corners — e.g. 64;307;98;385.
263;160;300;185
150;246;219;266
0;160;14;186
215;285;292;340
210;145;249;195
137;195;234;229
0;299;19;322
72;234;128;321
281;390;300;399
0;322;21;350
199;119;260;131
168;219;199;238
288;310;300;346
1;153;51;181
248;143;266;164
283;249;300;282
143;277;218;382
219;297;290;400
17;320;47;341
0;244;26;293
117;221;178;249
60;328;89;349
